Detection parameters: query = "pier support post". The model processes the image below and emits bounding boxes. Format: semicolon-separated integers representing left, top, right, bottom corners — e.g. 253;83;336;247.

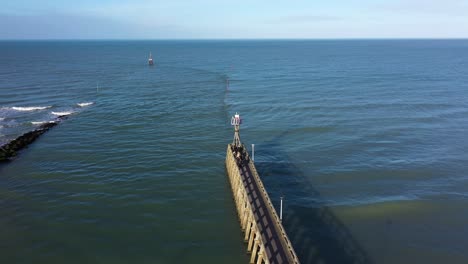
241;195;248;228
250;238;259;264
257;247;264;264
236;186;243;216
247;225;256;252
244;213;253;241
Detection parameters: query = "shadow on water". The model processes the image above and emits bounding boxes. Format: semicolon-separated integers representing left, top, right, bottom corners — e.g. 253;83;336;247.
254;135;373;264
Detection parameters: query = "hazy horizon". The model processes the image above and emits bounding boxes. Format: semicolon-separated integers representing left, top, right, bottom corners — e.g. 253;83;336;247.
2;38;468;41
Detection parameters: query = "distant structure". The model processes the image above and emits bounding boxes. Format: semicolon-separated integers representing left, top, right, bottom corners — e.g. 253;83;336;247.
148;52;154;66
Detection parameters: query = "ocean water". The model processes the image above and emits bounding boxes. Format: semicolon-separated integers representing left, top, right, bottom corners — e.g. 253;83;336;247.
1;40;468;263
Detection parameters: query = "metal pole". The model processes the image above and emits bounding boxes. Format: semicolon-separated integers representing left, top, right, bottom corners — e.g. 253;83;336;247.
252;144;255;161
280;196;283;222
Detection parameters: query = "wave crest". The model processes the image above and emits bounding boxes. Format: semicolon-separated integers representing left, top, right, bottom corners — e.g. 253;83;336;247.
77;102;94;107
10;106;51;111
51;111;73;116
31;121;56;125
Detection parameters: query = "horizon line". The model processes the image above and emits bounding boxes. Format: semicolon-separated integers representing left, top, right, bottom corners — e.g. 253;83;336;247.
1;37;468;41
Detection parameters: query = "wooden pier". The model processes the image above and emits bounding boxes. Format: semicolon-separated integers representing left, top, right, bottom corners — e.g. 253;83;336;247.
225;114;300;264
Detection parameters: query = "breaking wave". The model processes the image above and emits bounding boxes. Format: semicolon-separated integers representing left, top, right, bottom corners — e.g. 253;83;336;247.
10;106;51;111
31;121;56;125
51;111;73;116
77;102;94;107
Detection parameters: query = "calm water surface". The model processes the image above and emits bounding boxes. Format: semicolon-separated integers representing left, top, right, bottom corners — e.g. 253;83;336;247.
1;40;468;263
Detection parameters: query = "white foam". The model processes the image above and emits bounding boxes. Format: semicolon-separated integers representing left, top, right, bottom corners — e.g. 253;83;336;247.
77;102;94;107
31;121;56;125
52;111;73;116
10;106;51;111
31;121;46;125
0;118;4;121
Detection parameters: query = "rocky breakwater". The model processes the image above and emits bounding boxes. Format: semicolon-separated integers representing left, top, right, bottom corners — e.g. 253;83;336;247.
0;116;68;162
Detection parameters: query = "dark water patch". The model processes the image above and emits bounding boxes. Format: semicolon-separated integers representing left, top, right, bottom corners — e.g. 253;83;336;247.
255;136;373;264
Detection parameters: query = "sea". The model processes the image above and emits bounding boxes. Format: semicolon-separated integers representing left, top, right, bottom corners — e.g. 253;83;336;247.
1;40;468;264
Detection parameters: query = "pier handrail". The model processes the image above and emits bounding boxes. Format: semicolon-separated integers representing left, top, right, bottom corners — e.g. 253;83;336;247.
241;145;300;264
227;145;270;264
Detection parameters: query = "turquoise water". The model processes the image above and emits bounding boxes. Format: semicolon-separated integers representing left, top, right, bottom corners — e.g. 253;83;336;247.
1;40;468;263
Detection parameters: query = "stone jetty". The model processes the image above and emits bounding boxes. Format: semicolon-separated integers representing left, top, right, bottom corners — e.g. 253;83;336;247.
0;116;67;162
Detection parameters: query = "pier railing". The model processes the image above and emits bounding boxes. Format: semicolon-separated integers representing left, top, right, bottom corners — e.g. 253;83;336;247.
226;144;269;263
226;144;300;264
246;150;300;263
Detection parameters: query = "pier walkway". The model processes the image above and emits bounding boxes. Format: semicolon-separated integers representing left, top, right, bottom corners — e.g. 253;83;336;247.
225;113;299;264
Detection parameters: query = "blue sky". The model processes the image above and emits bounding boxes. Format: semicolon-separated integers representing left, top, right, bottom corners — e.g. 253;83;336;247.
1;0;467;39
